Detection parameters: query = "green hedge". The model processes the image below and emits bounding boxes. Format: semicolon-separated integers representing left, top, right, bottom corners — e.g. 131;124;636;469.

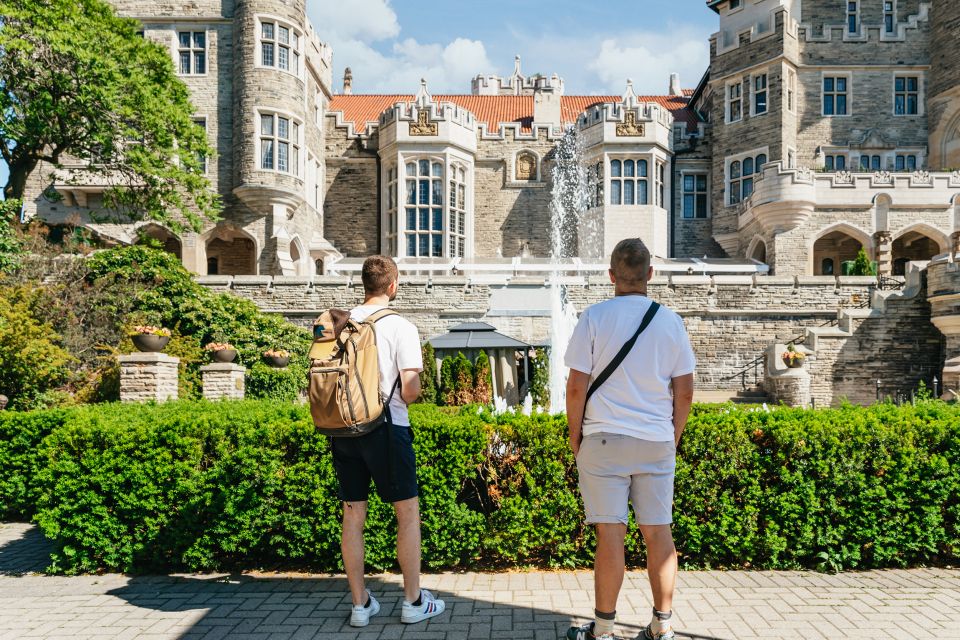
1;401;958;574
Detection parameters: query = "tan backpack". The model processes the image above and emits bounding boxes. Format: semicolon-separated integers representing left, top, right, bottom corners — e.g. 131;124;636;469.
308;308;399;437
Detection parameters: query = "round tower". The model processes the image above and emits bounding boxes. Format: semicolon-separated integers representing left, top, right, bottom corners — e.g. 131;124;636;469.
928;1;960;169
232;0;309;203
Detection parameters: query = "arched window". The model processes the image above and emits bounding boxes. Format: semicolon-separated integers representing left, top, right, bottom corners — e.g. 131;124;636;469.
609;157;649;206
728;153;765;205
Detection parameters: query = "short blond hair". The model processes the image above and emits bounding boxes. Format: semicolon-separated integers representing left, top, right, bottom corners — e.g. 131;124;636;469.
361;255;399;296
610;238;651;287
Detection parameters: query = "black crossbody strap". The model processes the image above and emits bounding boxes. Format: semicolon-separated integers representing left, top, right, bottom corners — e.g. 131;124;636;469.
585;302;660;404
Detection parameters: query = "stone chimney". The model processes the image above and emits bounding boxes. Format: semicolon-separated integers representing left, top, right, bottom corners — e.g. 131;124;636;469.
669;72;682;97
533;75;562;128
343;67;353;95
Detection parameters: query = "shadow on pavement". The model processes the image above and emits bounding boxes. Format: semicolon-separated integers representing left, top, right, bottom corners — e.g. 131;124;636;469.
0;523;54;576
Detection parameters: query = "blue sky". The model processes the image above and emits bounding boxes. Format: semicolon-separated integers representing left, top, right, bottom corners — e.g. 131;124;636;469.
1;1;717;197
307;0;716;96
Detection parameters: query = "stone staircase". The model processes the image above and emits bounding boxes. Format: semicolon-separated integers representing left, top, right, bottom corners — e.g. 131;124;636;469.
730;386;772;405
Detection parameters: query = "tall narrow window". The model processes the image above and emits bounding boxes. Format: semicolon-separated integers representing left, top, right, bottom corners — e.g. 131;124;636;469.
753;74;768;115
449;165;467;257
823;77;848;116
260;113;300;176
609;158;648;205
895;76;919;115
193;117;207;173
786;70;796;112
178;31;206;75
825;154;847;171
656;162;665;207
682;174;708;219
884;1;896;33
847;1;859;34
260;20;301;75
403;160;444;257
860;155;882;170
728;81;742;122
895;154;917;171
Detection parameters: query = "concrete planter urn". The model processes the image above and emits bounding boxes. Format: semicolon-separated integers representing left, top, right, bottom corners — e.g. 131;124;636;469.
204;343;237;363
130;326;172;353
782;345;806;369
264;350;290;368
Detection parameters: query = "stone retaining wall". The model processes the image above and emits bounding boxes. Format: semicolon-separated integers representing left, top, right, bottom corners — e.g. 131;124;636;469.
196;274;943;398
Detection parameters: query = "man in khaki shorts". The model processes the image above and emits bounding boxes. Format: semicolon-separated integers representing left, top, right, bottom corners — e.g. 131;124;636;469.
564;238;696;640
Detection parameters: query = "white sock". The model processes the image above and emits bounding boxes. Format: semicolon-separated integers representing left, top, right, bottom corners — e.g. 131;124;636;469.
594;610;616;636
650;608;672;635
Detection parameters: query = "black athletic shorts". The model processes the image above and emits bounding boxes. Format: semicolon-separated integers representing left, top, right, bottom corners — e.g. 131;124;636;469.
329;423;419;503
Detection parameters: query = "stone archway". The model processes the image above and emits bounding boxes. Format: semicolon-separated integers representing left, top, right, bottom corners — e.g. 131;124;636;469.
746;235;767;264
137;224;182;260
203;227;258;276
812;225;872;275
891;225;949;275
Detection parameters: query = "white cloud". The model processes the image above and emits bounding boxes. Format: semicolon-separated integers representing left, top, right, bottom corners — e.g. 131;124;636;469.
587;29;710;95
307;0;492;93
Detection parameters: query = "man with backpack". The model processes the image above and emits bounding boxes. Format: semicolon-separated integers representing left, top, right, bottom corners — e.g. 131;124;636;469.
321;255;445;627
563;239;696;640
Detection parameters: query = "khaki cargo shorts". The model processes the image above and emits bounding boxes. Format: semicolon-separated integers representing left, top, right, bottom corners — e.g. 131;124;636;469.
576;433;676;526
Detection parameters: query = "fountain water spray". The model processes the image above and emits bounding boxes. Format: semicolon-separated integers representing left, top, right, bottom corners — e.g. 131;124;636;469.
547;126;590;413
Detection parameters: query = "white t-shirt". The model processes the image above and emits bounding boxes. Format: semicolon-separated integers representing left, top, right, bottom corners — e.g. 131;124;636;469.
564;296;696;442
350;305;423;427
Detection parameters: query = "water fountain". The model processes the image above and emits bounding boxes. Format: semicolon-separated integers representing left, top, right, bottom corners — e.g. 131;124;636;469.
547;127;591;413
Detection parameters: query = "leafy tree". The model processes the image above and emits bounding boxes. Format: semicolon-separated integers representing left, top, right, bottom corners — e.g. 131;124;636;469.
453;352;474;406
419;342;438;404
439;356;455;406
0;0;220;230
473;350;493;405
0;199;24;274
0;294;74;409
850;248;877;276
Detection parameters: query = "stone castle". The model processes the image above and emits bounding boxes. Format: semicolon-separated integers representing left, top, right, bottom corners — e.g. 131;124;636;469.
18;0;960;403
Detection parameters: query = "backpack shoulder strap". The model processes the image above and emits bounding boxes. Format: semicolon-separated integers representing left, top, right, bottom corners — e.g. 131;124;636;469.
363;308;398;325
585;301;660;404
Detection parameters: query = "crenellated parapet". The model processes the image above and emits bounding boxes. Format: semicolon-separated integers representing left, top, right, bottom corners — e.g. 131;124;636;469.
377;81;478;154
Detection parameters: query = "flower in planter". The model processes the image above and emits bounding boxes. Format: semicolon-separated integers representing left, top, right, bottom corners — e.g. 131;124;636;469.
264;349;290;358
130;325;171;337
782;343;806;363
204;342;235;352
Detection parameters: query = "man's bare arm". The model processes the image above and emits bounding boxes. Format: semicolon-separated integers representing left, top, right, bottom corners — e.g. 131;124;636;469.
566;369;591;457
672;373;694;447
399;368;421;405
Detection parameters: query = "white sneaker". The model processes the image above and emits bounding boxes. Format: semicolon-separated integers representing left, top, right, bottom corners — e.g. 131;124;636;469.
401;588;446;624
349;590;380;627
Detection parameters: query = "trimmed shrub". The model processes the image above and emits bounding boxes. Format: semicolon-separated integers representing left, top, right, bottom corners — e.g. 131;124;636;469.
529;347;549;407
439;356;455;406
4;401;958;573
473;351;493;405
419;343;438;405
452;352;474;406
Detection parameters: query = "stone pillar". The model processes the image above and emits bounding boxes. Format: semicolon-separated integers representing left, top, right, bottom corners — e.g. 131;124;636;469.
119;353;179;402
763;343;812;408
951;231;960;257
874;231;893;276
200;363;246;400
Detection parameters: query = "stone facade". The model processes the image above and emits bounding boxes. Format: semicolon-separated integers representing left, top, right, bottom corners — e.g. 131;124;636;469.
118;353;180;403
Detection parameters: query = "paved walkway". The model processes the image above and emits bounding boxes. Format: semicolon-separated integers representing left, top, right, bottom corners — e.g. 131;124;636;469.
2;523;960;640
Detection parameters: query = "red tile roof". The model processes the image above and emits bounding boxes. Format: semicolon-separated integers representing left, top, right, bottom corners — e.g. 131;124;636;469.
328;92;699;135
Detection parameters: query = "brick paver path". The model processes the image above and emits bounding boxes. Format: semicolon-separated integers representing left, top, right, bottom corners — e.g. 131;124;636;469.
3;523;960;640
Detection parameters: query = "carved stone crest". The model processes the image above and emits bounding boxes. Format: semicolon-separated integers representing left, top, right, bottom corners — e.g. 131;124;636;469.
952;170;960;186
516;152;537;181
616;111;645;137
834;170;854;185
795;167;814;182
409;109;437;136
912;170;932;185
873;171;893;184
